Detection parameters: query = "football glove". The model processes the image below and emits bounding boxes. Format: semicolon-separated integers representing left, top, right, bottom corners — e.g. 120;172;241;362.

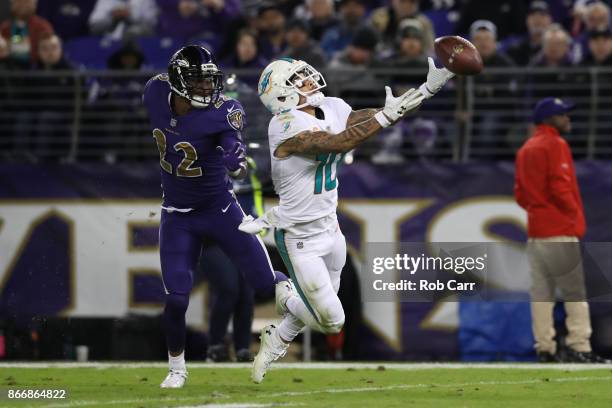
375;86;425;127
418;57;455;98
216;142;247;176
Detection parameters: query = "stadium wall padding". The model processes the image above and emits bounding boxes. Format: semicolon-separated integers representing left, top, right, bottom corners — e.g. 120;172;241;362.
2;161;612;360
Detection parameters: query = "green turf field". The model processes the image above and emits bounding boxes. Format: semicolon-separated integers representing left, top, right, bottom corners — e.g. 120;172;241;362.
1;363;612;408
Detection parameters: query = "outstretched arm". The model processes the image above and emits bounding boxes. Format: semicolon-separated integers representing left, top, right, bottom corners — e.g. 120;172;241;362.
275;116;383;157
345;108;381;127
276;88;425;158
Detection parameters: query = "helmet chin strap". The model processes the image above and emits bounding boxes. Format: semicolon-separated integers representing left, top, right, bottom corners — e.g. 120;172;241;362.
305;91;324;107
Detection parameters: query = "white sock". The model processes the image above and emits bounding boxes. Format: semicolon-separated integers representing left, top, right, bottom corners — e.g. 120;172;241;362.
286;295;325;332
278;314;305;343
168;351;186;372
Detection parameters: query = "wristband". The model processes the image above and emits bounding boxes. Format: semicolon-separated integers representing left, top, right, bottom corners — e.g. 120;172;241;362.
374;111;392;128
418;83;434;98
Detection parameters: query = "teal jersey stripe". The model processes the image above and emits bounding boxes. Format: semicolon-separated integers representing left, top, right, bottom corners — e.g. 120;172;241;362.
274;228;320;324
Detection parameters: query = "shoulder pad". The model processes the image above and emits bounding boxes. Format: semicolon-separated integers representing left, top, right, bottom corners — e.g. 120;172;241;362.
214;94;232;109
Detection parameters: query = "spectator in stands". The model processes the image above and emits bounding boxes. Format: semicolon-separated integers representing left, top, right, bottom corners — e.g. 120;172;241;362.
12;34;75;161
220;29;268;87
0;33;12;68
85;41;146;161
329;26;384;110
409;117;439;158
370;0;434;54
583;1;610;32
36;34;72;71
282;19;326;70
330;25;379;69
583;27;612;65
31;34;75;160
256;3;287;60
373;19;428;87
304;0;339;42
581;28;612;153
507;1;553;66
528;25;586;148
529;24;574;68
456;0;528;41
574;1;610;62
0;0;54;67
89;0;158;40
37;0;97;41
320;0;367;58
156;0;240;44
469;20;517;157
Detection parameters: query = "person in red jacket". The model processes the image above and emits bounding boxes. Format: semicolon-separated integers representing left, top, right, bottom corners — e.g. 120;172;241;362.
0;0;54;67
515;97;606;363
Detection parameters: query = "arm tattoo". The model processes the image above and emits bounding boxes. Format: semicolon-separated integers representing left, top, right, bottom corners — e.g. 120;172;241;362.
346;108;381;127
277;115;383;156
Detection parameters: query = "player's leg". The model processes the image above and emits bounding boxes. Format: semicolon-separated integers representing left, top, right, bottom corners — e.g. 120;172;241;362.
203;245;240;362
233;276;255;361
275;228;345;334
159;210;201;388
252;229;343;384
323;226;347;295
208;200;280;295
273;227;346;342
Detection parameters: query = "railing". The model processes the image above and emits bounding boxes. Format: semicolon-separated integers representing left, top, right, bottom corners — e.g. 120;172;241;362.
1;67;611;162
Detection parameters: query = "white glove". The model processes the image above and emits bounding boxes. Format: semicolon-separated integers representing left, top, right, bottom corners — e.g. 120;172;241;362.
238;206;294;234
418;57;455;98
238;214;271;234
375;87;425;128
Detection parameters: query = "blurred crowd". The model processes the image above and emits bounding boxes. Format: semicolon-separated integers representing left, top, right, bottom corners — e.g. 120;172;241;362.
0;0;611;162
1;0;610;75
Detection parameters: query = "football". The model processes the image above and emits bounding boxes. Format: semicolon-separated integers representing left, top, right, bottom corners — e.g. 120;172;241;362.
434;36;483;76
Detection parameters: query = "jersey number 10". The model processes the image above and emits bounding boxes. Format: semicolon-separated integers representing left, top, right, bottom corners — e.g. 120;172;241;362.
314;153;345;194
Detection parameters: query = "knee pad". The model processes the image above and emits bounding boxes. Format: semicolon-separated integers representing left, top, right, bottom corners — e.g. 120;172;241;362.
319;301;345;334
322;312;345;334
164;292;189;317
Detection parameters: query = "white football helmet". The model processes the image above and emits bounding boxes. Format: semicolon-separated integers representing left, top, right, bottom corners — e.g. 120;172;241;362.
258;58;326;115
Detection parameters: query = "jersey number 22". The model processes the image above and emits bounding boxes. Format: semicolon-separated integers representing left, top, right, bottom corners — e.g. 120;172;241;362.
152;128;202;177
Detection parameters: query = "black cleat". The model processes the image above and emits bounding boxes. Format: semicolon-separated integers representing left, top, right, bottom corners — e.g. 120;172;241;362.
206;344;230;362
563;348;610;363
236;348;254;362
537;351;561;363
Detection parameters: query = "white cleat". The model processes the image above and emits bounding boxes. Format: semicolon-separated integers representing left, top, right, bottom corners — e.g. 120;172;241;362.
252;325;288;384
160;369;188;388
275;279;295;316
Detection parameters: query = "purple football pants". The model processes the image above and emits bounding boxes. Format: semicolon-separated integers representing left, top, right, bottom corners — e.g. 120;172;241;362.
159;193;276;352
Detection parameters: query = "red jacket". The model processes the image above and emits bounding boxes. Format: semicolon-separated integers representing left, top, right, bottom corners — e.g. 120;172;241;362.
514;124;586;238
1;15;54;64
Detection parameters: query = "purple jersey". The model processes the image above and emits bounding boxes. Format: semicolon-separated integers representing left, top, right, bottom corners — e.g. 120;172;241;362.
142;74;247;209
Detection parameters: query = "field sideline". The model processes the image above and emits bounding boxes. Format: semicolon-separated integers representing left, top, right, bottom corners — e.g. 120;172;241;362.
1;362;612;408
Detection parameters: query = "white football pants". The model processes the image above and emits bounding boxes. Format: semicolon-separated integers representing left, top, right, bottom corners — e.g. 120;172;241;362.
274;222;346;338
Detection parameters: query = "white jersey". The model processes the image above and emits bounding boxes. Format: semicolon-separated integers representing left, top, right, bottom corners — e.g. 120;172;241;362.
268;96;352;235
